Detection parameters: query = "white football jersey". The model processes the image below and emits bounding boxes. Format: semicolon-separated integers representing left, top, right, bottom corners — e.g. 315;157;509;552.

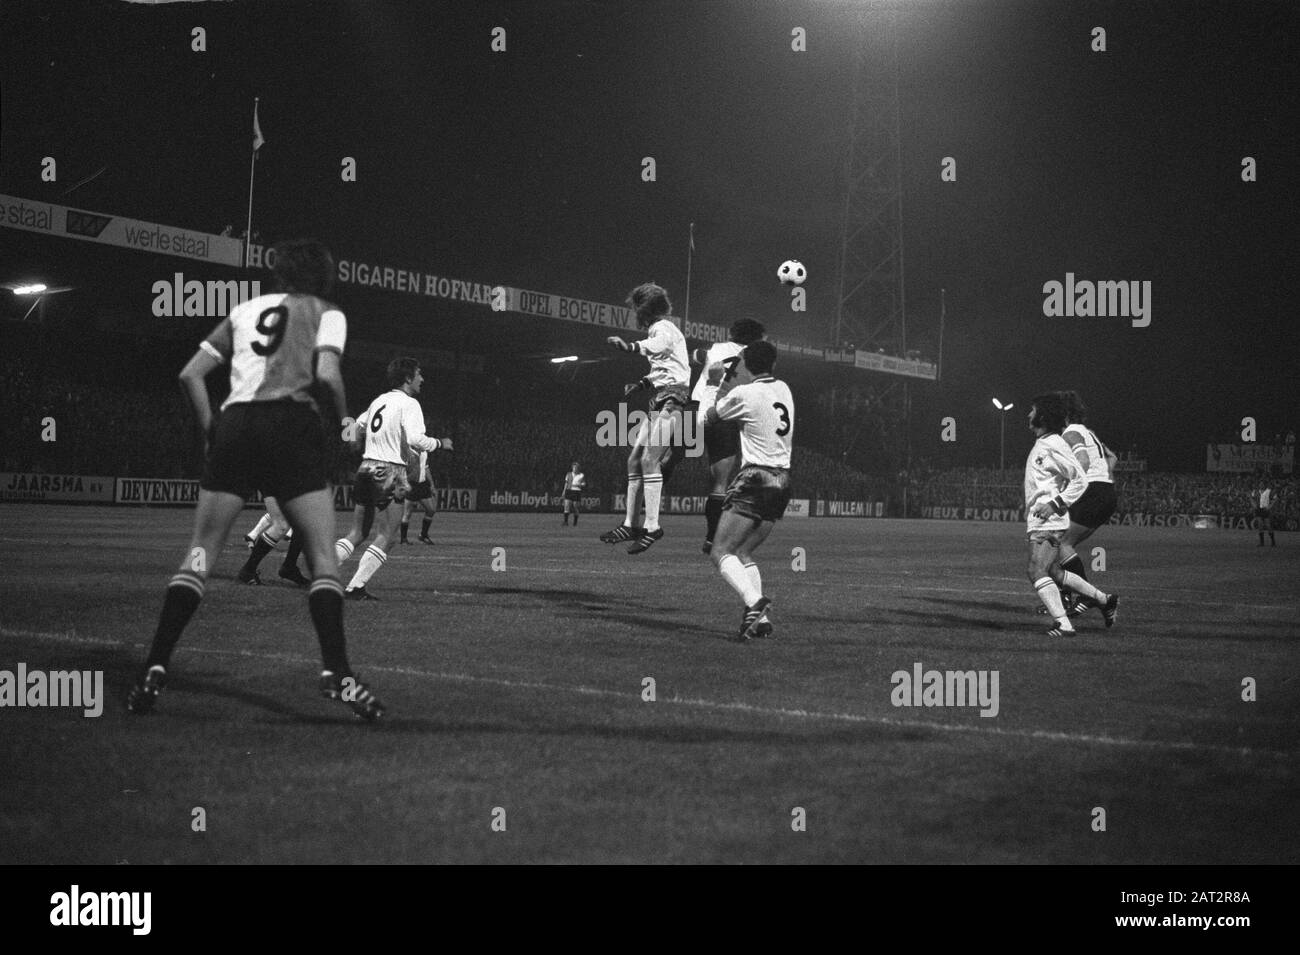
408;448;430;483
1062;423;1114;484
711;376;794;468
1024;433;1088;531
564;470;586;492
635;318;690;388
691;340;746;407
356;389;441;465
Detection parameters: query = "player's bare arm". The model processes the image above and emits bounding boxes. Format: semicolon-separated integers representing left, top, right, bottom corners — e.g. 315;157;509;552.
177;348;223;445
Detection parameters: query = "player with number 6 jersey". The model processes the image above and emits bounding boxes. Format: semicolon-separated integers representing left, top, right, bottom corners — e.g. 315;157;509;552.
704;340;794;641
334;358;452;600
128;239;384;721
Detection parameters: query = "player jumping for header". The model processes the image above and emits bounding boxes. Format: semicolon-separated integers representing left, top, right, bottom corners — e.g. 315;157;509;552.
600;283;691;554
705;341;794;641
1023;392;1120;637
127;239;384;720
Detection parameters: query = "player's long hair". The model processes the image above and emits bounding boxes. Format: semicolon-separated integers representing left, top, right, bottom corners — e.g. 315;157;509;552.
1059;390;1088;424
271;239;335;297
743;340;778;376
730;318;766;345
387;357;419;389
626;283;671;328
1030;392;1068;434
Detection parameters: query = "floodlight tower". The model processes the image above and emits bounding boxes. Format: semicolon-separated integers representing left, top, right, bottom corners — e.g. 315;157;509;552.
831;6;911;474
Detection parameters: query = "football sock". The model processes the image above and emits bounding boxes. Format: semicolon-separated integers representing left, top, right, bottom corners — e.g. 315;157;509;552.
719;554;761;606
1060;552;1087;581
399;520;409;543
624;475;643;526
1059;571;1105;605
421;517;432;538
308;577;349;674
239;535;275;576
642;473;664;532
743;561;762;597
335;538;355;564
281;535;303;572
348;545;387;590
705;494;725;542
145;572;205;668
1033;576;1072;628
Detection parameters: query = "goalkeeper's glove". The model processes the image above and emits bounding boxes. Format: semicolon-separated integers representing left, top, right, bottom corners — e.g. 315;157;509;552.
607;336;637;353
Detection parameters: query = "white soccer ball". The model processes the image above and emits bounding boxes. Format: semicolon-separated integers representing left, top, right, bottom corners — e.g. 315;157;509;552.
777;259;806;286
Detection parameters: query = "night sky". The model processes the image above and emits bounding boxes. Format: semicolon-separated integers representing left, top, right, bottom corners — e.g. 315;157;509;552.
1;0;1296;470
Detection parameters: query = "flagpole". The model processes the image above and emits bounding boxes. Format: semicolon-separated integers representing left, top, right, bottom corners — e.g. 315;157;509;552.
245;97;260;268
684;221;694;323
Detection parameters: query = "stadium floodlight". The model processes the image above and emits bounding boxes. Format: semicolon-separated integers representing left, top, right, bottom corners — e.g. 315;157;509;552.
13;284;47;295
550;355;579;364
992;397;1015;471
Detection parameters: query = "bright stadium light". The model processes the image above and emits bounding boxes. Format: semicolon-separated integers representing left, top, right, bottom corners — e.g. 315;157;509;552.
13;284;47;295
550;355;578;364
992;397;1015;470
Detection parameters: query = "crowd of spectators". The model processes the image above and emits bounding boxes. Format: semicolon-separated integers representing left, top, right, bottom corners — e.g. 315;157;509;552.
3;325;1294;525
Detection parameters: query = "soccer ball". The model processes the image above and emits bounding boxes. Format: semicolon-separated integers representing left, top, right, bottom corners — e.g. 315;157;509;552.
777;260;806;286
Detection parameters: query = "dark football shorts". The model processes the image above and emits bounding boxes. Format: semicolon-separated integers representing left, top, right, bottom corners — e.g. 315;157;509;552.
1068;481;1117;529
1255;507;1272;527
723;464;793;523
201;400;328;503
563;489;583;502
649;383;691;415
703;419;740;463
352;459;411;508
408;480;433;501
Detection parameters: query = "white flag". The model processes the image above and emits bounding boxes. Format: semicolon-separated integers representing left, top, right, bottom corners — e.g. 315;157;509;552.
253;100;265;152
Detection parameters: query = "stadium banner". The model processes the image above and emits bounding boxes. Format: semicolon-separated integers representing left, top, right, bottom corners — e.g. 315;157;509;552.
0;193;244;267
784;498;811;519
331;484;476;512
115;477;201;505
484;489;560;510
1;473;115;503
921;505;1025;522
854;349;938;380
814;499;884;517
1206;443;1295;474
1110;511;1293;531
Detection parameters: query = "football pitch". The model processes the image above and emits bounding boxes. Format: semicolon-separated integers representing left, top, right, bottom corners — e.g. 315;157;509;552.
1;504;1296;864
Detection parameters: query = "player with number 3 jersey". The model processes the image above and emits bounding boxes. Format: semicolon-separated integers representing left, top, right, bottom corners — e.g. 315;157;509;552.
704;340;794;641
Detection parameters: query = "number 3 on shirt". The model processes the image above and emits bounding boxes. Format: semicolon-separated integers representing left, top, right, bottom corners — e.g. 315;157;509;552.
773;402;791;436
251;305;289;356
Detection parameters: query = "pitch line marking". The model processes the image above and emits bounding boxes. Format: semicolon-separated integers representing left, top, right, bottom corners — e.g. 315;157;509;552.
3;626;1290;759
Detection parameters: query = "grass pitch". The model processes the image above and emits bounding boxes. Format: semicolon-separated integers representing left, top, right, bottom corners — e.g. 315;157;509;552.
1;504;1296;864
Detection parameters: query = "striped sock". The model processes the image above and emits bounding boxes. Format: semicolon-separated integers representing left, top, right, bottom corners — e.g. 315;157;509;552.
642;474;664;531
145;572;205;668
308;576;349;674
348;545;388;590
1034;576;1071;629
335;538;355;564
1060;571;1104;605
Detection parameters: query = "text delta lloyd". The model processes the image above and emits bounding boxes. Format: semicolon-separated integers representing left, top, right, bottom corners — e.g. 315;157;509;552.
594;404;703;457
